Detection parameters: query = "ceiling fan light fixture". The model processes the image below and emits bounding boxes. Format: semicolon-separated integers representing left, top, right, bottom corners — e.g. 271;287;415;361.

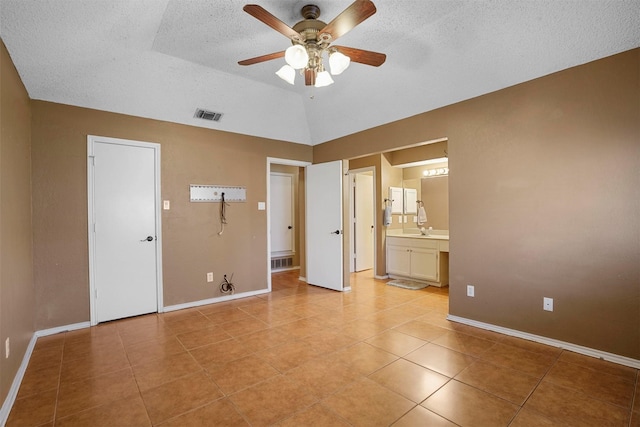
276;65;296;84
315;70;334;87
284;45;309;69
329;51;350;75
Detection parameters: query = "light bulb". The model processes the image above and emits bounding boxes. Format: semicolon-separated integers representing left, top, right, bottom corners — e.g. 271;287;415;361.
314;70;334;87
329;51;350;75
284;45;309;70
275;65;296;85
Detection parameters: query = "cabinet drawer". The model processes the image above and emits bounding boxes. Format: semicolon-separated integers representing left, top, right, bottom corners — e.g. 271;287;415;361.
386;236;438;249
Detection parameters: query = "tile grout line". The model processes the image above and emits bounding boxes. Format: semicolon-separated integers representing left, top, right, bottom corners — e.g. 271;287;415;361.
50;333;66;427
508;348;565;425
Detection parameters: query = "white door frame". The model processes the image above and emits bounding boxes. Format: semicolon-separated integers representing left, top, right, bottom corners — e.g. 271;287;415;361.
87;135;164;326
266;158;311;291
348;167;377;274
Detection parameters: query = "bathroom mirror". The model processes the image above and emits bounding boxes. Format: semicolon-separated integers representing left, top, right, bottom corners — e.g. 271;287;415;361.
401;159;449;231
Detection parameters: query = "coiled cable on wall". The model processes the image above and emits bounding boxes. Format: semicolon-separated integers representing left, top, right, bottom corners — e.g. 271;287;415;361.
218;192;229;236
220;274;234;294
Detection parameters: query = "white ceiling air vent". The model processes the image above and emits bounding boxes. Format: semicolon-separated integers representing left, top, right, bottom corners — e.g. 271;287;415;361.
194;108;223;122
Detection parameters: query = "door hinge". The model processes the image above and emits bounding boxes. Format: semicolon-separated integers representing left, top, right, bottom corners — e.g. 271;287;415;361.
95;288;98;299
88;155;95;165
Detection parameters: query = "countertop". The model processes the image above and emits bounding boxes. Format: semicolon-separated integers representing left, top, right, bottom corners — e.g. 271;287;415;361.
385;230;449;240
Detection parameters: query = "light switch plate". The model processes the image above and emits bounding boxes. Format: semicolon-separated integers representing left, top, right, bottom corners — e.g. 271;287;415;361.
258;202;266;210
163;200;170;210
543;297;554;311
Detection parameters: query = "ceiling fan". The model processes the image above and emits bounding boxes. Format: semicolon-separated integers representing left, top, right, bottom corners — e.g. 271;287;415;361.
238;1;386;87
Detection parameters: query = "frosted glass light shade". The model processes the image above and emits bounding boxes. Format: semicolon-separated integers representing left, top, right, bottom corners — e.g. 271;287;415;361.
276;65;296;85
315;70;334;87
329;51;350;75
284;45;309;69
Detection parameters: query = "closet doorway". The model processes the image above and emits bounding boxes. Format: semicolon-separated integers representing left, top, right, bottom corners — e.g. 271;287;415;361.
266;158;310;290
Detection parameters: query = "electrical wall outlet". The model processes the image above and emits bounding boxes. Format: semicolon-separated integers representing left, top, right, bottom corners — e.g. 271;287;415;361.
543;297;554;311
5;337;9;359
467;285;475;297
206;272;214;282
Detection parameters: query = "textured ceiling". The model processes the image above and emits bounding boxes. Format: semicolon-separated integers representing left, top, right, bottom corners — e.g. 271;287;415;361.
1;0;638;145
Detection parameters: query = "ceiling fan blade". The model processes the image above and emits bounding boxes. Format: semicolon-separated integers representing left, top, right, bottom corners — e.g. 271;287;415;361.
305;69;316;86
243;4;303;41
318;0;377;42
238;51;285;66
333;46;386;66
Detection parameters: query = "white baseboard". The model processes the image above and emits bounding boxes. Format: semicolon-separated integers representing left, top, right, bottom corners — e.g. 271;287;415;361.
0;334;37;426
447;314;640;369
374;274;389;280
36;321;91;337
0;321;92;425
163;288;271;312
298;276;307;282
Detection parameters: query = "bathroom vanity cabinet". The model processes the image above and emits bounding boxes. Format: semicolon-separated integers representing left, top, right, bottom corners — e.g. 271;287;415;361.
386;235;449;287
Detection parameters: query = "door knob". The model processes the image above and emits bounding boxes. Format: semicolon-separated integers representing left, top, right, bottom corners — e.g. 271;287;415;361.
140;236;154;242
331;230;341;235
288;226;293;229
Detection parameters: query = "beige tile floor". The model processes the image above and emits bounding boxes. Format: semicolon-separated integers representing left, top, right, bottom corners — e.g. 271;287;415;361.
7;270;639;426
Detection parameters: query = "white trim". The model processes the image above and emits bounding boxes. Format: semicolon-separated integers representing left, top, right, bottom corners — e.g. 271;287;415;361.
298;276;307;282
36;322;91;337
0;335;36;426
87;135;163;325
0;321;91;425
447;314;640;369
266;158;312;292
163;288;271;312
374;274;389;280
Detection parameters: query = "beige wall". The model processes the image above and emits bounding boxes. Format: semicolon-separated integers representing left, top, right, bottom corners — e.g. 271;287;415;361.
30;101;312;329
315;49;640;359
0;40;35;404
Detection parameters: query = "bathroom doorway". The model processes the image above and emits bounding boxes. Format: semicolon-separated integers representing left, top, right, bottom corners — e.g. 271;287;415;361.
349;167;376;274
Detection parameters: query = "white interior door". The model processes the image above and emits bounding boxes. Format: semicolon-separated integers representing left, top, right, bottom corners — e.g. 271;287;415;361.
88;136;161;323
355;173;374;271
306;160;343;291
270;173;294;254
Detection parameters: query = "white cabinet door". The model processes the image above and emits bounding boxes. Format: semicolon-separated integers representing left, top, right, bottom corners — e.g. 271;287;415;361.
387;245;411;277
410;247;438;281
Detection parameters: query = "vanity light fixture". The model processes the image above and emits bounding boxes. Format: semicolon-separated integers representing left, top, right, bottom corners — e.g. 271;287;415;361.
423;167;449;177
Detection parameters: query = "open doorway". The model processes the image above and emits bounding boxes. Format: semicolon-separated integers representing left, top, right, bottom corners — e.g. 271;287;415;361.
348;167;376;274
266;158;310;290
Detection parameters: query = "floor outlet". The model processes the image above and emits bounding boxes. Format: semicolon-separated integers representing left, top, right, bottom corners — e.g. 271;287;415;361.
5;338;9;358
206;272;214;282
467;285;475;297
543;297;554;311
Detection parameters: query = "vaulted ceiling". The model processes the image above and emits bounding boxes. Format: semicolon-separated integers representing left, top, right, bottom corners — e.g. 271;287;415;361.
1;0;638;145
